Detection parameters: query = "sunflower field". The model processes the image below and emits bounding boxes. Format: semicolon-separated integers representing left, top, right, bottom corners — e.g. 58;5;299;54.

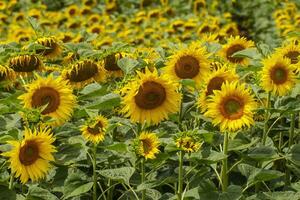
0;0;300;199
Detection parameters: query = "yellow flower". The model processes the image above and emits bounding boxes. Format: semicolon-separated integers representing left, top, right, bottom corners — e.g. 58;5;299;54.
8;55;43;76
176;136;201;153
137;132;160;159
81;115;108;144
276;42;300;65
220;36;255;66
103;53;124;78
61;60;107;89
18;75;76;126
261;55;297;96
198;65;239;113
36;37;62;59
2;127;56;184
204;81;257;132
164;44;210;85
121;68;181;125
0;65;16;89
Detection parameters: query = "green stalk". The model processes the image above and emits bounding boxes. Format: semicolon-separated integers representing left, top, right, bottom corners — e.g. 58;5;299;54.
286;113;296;186
141;157;145;200
177;150;184;200
92;144;97;200
221;132;229;192
262;92;271;145
9;172;14;190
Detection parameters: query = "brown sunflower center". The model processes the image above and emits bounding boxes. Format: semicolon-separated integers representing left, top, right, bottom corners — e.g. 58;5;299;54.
135;81;166;109
19;141;39;166
10;55;41;72
0;73;5;81
31;87;60;114
141;138;152;154
68;61;98;82
104;54;122;71
175;55;200;79
270;65;288;84
220;96;244;120
226;44;245;63
206;76;225;96
87;122;103;135
284;51;300;64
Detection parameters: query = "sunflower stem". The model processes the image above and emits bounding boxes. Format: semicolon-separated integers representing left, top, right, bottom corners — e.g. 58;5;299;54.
92;144;97;200
177;150;184;200
262;92;271;145
286;113;296;186
221;132;229;192
141;157;146;200
8;172;14;190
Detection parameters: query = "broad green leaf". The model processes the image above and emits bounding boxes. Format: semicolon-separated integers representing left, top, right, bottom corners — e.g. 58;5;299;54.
232;48;261;59
290;144;300;166
64;182;93;199
104;143;128;152
26;186;58;200
0;185;16;200
117;57;139;74
247;146;277;161
219;185;242;200
98;167;135;185
180;79;196;88
63;173;92;199
85;93;121;110
79;83;107;100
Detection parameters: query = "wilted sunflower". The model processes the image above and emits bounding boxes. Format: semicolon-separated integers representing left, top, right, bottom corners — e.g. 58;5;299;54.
261;56;296;96
137;132;160;160
61;60;106;89
103;53;123;77
18;75;76;126
164;45;210;85
198;65;239;113
36;37;62;59
221;36;255;66
204;81;257;132
2;127;56;184
175;136;201;153
81;115;108;144
0;65;16;89
121;68;181;125
9;55;43;76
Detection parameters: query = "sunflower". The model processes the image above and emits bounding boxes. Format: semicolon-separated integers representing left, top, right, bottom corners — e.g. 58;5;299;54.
137;132;160;160
204;81;257;132
2;127;56;184
220;36;255;66
261;56;297;96
103;53;124;78
36;37;62;59
9;55;43;76
121;68;181;125
175;136;201;153
18;75;76;126
61;60;106;89
65;5;79;17
198;65;239;113
164;45;210;85
276;42;300;65
0;65;16;89
81;115;108;144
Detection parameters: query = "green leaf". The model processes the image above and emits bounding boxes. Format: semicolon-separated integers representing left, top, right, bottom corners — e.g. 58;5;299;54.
27;17;40;33
229;138;259;151
0;185;16;200
85;93;121;110
104;143;128;152
219;185;242;200
26;186;58;200
98;167;135;185
232;48;261;59
290;144;300;166
79;83;107;100
247;146;277;161
180;79;196;88
63;173;92;199
117;57;139;74
64;182;93;199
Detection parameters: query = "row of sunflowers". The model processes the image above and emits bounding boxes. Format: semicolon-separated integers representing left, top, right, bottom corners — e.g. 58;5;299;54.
0;0;300;200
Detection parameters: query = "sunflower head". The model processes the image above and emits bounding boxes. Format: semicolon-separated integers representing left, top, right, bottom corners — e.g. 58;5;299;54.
198;65;239;113
61;60;106;89
81;115;108;144
18;75;76;126
121;68;181;125
221;36;255;66
276;42;300;65
36;37;62;59
9;54;43;76
104;53;124;77
261;55;296;96
135;132;160;160
175;131;202;153
2;127;56;184
164;44;210;85
0;65;16;89
204;81;257;133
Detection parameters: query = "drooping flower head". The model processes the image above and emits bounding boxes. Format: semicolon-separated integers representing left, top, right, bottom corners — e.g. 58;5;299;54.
81;115;108;144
